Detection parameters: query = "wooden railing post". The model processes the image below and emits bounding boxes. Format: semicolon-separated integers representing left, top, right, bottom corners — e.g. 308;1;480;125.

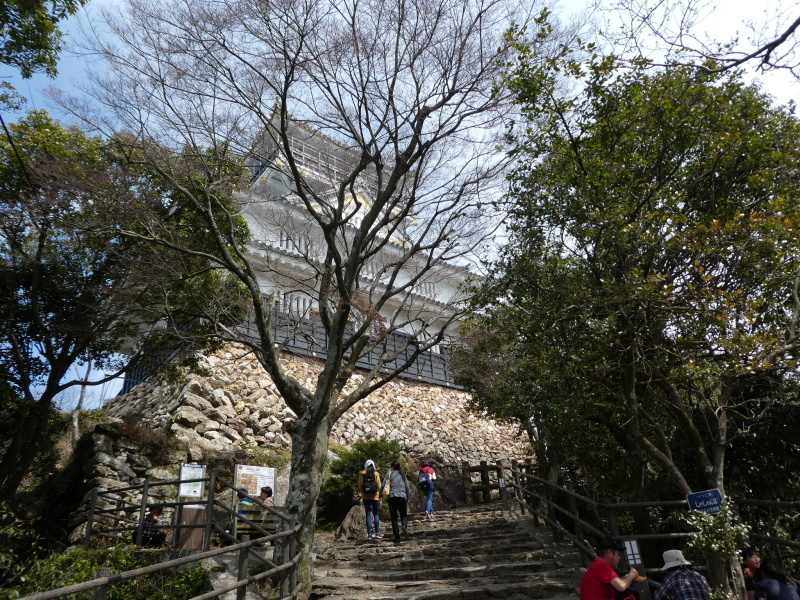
236;539;248;600
546;466;562;542
203;473;216;551
510;459;525;514
92;568;112;600
134;480;150;547
603;498;620;538
279;519;297;598
525;461;539;525
480;461;491;504
462;461;473;506
565;479;587;566
84;487;99;549
498;461;509;512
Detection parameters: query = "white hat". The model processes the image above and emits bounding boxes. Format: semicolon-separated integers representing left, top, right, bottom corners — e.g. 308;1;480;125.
662;550;691;570
364;459;375;470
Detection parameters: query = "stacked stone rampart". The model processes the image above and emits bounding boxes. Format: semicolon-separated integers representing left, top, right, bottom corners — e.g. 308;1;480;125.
104;346;531;465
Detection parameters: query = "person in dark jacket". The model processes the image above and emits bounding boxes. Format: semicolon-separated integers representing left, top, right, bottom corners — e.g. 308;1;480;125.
380;461;410;543
743;548;764;600
418;460;436;519
755;559;800;600
135;504;166;547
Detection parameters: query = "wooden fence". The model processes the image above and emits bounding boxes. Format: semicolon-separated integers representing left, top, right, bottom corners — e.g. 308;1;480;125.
18;475;300;600
460;459;800;570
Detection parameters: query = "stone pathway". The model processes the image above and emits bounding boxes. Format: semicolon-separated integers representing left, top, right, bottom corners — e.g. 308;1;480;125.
310;503;584;599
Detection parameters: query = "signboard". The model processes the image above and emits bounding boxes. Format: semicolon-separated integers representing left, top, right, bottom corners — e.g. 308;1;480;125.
686;488;723;514
622;539;652;600
179;463;207;499
234;464;276;497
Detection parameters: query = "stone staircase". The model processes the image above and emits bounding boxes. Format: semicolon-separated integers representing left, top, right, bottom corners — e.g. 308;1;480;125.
310;503;584;599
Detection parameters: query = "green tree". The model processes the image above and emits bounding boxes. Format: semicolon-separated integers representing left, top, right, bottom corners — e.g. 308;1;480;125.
0;111;249;502
0;0;84;78
464;44;800;586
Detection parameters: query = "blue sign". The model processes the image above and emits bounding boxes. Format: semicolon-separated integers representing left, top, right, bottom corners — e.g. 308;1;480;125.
686;488;723;514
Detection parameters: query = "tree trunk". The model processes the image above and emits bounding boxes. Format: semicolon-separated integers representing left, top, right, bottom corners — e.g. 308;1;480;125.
708;553;745;599
72;361;92;447
278;414;331;599
0;397;54;503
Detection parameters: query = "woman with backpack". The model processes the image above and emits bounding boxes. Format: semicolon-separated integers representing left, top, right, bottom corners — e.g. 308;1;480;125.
380;461;410;543
359;459;383;539
418;460;437;519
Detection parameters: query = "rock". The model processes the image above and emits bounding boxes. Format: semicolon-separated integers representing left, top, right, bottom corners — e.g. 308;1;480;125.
146;466;177;480
187;445;205;462
174;406;206;428
182;392;213;413
335;503;365;541
197;421;221;434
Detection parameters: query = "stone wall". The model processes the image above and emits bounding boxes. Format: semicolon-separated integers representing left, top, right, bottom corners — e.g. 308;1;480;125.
65;420;293;542
104;346;531;465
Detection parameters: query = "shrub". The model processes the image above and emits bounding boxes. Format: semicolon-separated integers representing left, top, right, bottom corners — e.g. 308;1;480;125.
249;446;291;469
0;502;45;592
316;439;403;530
3;545;209;600
118;419;170;451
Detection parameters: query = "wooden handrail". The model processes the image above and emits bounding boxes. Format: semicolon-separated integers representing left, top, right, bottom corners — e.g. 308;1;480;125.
17;529;298;600
469;458;800;562
67;472;301;600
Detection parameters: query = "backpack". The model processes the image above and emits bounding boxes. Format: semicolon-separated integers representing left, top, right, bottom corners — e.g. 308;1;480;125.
418;470;432;492
362;467;377;495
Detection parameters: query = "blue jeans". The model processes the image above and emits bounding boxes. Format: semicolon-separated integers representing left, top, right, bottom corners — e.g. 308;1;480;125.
364;499;381;535
425;489;434;515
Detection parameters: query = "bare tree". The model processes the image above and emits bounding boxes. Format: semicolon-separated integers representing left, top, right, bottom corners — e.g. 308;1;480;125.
608;0;800;76
64;0;544;591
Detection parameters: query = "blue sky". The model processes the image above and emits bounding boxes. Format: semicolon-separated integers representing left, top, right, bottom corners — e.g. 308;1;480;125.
3;0;799;121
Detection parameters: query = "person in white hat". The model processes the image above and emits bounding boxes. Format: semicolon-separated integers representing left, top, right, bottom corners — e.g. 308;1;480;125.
654;549;710;600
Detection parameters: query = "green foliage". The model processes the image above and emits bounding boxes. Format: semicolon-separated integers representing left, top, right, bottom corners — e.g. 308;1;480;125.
0;502;44;591
708;590;740;600
0;111;251;501
3;545;209;600
462;25;800;505
683;505;749;563
316;439;402;530
249;446;291;469
0;0;84;78
0;390;69;493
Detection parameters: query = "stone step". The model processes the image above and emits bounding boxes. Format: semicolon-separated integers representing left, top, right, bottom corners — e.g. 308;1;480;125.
310;502;582;600
315;561;573;582
314;543;561;572
315;538;546;562
310;576;576;599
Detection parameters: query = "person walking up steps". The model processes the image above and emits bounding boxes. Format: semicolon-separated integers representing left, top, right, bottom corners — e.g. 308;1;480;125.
418;460;436;519
380;461;410;543
359;459;383;539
